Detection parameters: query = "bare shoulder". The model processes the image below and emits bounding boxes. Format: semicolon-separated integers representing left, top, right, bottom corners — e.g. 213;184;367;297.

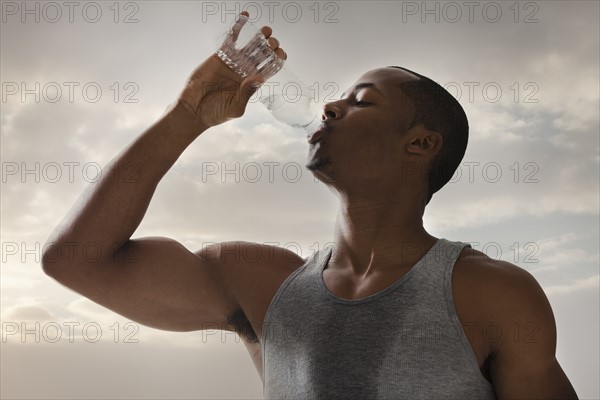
452;248;554;328
193;241;307;341
454;248;578;397
455;246;550;311
454;246;557;353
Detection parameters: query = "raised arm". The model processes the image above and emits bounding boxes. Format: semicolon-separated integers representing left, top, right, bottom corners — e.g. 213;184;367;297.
41;15;288;332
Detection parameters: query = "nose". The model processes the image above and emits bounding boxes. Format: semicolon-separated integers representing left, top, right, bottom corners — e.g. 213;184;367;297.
322;101;342;121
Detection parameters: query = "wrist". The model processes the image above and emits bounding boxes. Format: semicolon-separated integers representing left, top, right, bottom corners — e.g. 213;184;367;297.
163;99;210;139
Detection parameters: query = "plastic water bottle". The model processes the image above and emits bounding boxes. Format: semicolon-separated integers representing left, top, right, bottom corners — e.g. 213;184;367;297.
256;66;322;133
215;15;322;134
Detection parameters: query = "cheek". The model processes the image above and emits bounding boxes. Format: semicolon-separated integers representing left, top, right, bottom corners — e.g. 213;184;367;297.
342;143;396;177
357;142;382;161
351;126;400;161
332;110;402;166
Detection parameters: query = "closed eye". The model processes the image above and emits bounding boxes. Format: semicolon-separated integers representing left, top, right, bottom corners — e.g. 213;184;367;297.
353;100;371;107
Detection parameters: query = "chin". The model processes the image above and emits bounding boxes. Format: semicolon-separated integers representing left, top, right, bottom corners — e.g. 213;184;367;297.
306;158;336;184
306;153;334;171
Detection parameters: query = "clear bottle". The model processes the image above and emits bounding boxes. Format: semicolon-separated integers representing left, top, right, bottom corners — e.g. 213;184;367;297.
215;15;322;134
256;65;322;133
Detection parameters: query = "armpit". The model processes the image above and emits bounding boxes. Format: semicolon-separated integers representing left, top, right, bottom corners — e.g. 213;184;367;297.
226;307;259;343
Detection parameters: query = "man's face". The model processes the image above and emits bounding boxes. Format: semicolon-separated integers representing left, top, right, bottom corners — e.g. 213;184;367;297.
306;67;421;195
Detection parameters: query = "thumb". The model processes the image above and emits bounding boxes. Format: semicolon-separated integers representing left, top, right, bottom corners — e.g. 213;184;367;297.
239;76;264;103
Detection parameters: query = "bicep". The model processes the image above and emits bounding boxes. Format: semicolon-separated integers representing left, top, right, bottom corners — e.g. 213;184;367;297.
489;265;578;399
493;351;577;399
48;237;238;332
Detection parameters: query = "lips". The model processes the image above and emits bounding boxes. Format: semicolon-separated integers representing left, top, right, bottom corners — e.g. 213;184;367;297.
307;123;329;144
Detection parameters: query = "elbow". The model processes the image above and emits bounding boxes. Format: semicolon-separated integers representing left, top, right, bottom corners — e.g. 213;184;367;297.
41;240;107;285
41;242;63;277
41;241;79;279
41;241;99;297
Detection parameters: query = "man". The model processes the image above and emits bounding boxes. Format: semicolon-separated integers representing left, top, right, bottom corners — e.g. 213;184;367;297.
42;12;577;399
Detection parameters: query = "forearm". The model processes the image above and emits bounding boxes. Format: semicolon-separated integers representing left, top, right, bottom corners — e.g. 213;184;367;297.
43;101;207;267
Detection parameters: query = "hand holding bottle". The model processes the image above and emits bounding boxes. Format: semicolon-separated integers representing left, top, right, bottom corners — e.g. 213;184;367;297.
214;12;322;134
177;12;287;129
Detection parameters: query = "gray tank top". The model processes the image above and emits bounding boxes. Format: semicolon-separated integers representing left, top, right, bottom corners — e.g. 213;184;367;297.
261;238;496;399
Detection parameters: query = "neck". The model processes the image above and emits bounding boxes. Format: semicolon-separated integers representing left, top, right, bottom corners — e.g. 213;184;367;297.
330;195;436;277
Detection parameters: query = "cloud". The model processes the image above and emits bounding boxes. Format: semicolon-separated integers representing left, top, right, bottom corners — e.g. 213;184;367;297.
3;304;55;321
547;282;599;399
426;105;599;230
0;268;43;291
1;1;598;398
544;274;599;296
1;298;244;349
529;233;599;274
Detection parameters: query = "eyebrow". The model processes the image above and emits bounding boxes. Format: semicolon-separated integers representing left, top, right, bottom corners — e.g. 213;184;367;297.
340;82;384;99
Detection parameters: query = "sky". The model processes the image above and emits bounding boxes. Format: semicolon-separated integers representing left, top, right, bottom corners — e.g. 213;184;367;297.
1;0;599;399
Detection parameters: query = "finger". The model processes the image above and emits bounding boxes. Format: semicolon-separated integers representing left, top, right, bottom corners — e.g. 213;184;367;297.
267;37;280;50
274;47;287;60
231;13;249;42
260;26;273;39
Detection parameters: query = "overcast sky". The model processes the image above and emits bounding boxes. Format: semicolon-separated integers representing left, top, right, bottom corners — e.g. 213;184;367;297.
1;1;599;399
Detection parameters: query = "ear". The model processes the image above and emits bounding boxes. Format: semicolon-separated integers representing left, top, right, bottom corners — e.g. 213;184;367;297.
406;125;443;157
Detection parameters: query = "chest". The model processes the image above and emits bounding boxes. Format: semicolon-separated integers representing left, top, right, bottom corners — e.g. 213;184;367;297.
242;260;493;383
